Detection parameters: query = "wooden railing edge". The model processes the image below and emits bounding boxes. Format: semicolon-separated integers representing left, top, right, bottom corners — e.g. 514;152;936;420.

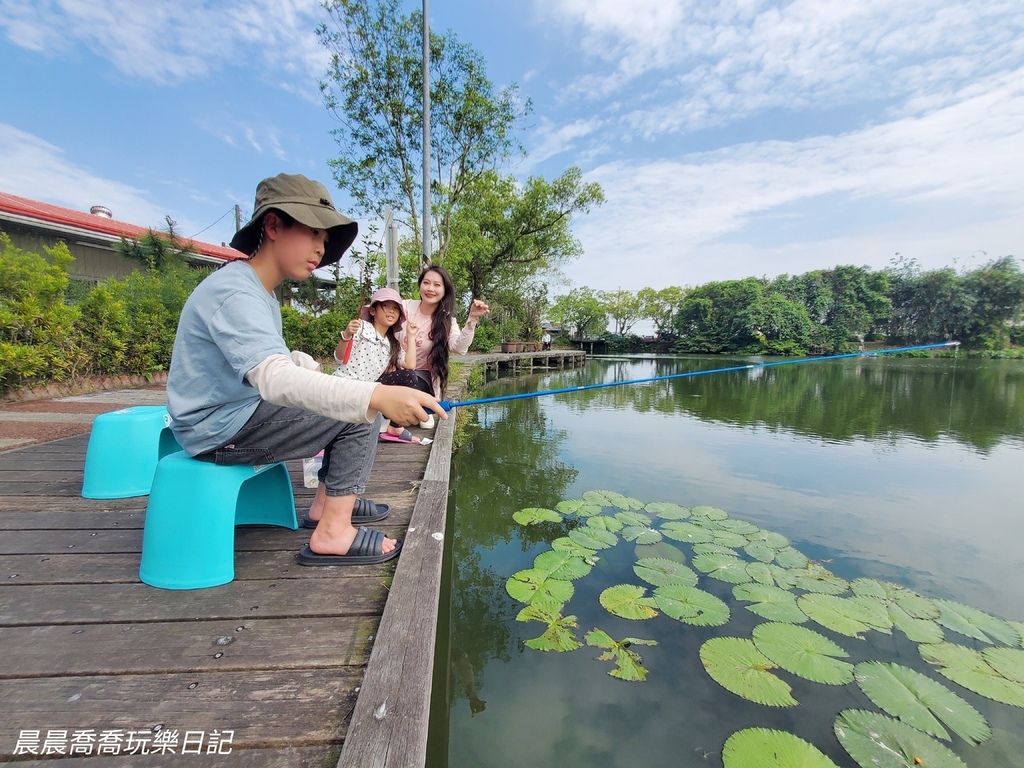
336;375;462;768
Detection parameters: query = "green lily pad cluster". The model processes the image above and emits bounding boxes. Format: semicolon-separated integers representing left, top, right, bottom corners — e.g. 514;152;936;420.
506;491;1024;768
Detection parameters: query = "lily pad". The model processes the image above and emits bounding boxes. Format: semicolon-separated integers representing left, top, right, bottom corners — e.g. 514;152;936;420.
555;498;604;517
599;584;658;620
644;501;690;519
699;637;797;707
717;519;761;535
768;564;802;589
633;557;698;588
512;507;562;525
983;646;1024;682
621;526;663;545
551;536;600;559
887;603;944;644
774;546;809;569
745;529;791;550
506;568;575;605
586;514;624;533
689;505;729;521
533;549;593;581
1009;620;1024;649
932;598;1021;646
519;606;583;652
583;489;645;510
745;561;775;585
733;583;808;624
568;526;619;551
654;584;730;627
851;578;939;619
854;661;991;744
615;510;653;527
794;564;849;595
692;542;738;557
752;622;853;685
798;593;884;638
585;628;656;681
722;728;840;768
661;521;715;544
712;531;751;548
692;553;753;584
834;709;967;768
743;542;777;563
920;642;1024;707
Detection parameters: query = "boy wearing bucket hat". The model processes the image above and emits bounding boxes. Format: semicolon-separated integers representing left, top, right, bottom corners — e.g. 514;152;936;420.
167;174;446;565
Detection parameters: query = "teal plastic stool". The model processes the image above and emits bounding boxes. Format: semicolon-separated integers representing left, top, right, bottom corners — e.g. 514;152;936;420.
82;406;181;499
139;451;298;590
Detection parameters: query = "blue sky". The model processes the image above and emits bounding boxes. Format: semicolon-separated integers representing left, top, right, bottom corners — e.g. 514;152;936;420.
1;0;1022;294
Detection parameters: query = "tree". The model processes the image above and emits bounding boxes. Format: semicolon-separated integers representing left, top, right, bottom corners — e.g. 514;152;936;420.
638;286;686;338
549;287;608;340
774;266;890;352
600;289;644;335
674;278;767;352
318;0;528;257
960;256;1024;349
442;168;604;301
116;217;196;272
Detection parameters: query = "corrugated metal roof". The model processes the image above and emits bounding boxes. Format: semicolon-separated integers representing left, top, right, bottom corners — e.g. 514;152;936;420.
0;191;246;262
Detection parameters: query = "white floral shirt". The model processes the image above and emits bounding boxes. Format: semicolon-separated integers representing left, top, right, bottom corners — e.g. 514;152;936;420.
332;319;400;382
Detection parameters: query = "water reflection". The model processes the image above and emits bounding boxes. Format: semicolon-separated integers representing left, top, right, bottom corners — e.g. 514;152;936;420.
558;356;1024;452
433;357;1024;768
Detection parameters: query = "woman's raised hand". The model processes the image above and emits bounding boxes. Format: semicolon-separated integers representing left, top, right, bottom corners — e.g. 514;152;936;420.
468;299;490;320
345;318;361;338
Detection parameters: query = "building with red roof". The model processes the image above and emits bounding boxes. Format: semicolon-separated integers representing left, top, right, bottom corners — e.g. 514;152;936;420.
0;191;246;283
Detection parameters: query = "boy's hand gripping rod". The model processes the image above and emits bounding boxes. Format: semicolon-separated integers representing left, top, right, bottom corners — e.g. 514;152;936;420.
435;341;960;412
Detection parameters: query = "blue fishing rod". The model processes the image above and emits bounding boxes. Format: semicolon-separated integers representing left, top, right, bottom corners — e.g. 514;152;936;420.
437;341;960;412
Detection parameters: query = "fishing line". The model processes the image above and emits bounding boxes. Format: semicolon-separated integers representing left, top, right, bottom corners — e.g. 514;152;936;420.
437;341;961;412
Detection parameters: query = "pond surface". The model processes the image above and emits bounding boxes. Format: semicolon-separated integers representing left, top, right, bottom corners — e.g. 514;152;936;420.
429;355;1024;768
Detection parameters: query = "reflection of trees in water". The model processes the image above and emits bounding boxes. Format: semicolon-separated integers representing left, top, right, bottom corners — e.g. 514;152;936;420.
558;358;1024;452
447;392;578;714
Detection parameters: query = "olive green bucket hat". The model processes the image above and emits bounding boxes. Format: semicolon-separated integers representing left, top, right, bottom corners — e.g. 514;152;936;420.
229;173;358;267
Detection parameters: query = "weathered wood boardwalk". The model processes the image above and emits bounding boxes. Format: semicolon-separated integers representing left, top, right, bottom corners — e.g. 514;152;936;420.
0;350;585;767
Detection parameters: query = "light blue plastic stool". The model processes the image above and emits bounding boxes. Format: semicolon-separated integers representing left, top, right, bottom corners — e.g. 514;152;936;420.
139;451;298;590
82;406;181;499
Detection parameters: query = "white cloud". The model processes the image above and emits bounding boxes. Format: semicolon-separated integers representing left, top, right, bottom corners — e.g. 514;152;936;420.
0;123;201;233
0;122;219;237
0;0;330;91
567;68;1024;290
540;0;1024;136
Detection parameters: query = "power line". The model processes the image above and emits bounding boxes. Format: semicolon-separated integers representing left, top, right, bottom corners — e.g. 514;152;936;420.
190;207;237;240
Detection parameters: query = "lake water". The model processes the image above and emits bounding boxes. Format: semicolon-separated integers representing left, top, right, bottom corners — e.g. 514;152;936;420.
429;355;1024;768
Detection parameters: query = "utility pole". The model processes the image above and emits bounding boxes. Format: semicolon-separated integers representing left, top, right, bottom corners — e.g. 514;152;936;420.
421;0;431;274
234;204;241;232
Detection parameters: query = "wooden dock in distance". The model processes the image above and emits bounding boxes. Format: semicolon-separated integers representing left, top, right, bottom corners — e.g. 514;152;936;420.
452;349;585;379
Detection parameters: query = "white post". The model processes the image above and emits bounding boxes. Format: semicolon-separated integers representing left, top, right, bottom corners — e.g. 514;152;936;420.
385;209;399;291
421;0;431;273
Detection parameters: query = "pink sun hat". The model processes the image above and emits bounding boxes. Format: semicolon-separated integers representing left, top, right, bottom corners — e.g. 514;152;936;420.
360;287;406;331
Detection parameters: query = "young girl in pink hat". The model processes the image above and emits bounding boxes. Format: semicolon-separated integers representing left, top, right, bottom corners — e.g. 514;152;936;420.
331;288;428;444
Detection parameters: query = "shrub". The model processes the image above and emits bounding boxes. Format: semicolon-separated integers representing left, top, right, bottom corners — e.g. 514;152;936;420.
0;235;81;392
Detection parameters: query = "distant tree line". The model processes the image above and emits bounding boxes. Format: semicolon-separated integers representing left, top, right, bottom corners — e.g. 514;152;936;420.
549;257;1024;355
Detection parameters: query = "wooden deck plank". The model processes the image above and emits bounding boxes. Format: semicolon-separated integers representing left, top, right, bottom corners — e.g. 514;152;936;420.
0;668;361;748
0;577;394;626
0;616;377;678
0;548;408;585
12;747;336;767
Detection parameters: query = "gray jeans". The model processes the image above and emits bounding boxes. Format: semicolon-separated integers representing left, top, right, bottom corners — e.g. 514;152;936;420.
197;400;382;497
